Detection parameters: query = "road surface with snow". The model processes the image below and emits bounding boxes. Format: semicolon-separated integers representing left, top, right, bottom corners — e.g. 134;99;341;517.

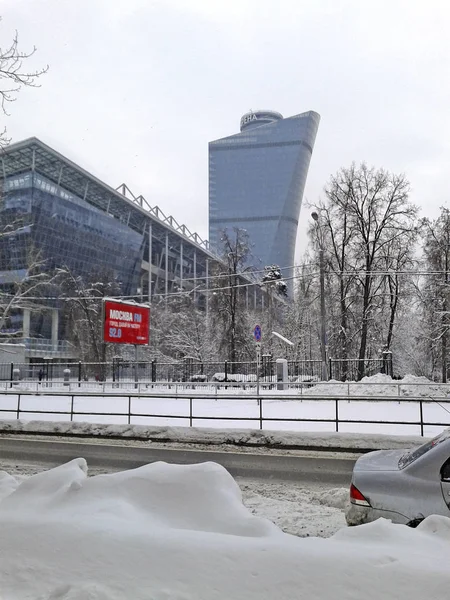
0;436;357;483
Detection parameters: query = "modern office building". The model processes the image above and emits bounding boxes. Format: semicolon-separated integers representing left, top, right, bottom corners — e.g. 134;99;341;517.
0;138;264;360
209;110;320;286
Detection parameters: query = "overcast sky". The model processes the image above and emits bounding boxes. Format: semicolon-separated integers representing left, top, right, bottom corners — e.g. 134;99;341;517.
2;0;450;261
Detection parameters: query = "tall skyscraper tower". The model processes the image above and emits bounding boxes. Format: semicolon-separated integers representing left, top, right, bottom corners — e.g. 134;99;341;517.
208;109;320;286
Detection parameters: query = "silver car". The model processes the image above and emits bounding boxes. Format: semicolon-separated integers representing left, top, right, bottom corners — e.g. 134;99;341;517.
346;428;450;527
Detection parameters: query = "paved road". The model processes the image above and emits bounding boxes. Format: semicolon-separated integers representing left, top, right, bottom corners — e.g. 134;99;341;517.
0;437;356;484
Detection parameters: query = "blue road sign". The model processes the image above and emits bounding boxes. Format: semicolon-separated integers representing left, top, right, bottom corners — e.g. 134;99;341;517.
253;324;262;342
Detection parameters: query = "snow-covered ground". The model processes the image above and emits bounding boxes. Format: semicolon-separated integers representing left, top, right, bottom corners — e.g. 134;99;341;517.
0;419;432;451
9;372;450;397
1;374;450;437
1;385;450;437
0;458;448;599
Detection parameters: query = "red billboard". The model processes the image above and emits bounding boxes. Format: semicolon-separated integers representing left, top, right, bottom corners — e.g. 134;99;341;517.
103;299;150;345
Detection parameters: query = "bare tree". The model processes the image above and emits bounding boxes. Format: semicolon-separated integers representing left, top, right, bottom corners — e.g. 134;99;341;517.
0;20;48;146
284;259;317;360
0;251;55;338
156;295;216;362
210;228;253;365
59;269;121;369
420;208;450;382
309;163;419;379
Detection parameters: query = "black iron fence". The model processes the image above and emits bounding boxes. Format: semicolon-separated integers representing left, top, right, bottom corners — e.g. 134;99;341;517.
0;355;393;385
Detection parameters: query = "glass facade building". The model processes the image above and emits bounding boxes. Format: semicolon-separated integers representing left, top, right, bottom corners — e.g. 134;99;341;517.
209;110;320;284
0;137;266;359
0;172;143;289
0;171;144;341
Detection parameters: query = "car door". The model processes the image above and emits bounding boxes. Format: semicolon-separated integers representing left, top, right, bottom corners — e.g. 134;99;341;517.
440;457;450;509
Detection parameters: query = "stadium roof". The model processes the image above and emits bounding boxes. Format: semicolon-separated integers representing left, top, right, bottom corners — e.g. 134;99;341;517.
0;137;214;257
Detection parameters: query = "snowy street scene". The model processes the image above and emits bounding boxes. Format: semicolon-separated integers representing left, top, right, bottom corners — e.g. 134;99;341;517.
3;0;450;597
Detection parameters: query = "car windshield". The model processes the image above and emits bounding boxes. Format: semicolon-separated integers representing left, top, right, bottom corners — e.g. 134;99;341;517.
398;428;450;469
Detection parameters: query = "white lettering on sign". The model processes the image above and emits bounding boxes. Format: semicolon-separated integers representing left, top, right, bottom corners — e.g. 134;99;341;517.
240;113;258;127
110;309;133;322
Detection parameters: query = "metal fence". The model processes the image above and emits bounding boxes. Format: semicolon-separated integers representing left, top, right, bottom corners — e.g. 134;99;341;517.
0;355;392;385
0;387;448;437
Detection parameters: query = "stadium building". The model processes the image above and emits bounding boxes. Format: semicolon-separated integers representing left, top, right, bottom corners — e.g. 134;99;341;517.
0;138;263;361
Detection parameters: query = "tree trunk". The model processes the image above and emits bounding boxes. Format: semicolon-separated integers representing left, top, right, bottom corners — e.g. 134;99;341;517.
339;273;348;380
357;270;372;380
386;274;399;350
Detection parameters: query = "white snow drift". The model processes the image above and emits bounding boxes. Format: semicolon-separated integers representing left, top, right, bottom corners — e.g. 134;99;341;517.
0;460;449;599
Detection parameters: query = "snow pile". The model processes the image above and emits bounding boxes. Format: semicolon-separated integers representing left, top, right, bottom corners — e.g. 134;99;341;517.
0;461;450;599
313;487;350;510
303;373;450;398
0;419;431;449
212;372;257;382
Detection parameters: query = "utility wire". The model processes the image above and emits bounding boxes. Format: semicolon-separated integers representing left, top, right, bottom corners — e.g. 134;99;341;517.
4;268;450;302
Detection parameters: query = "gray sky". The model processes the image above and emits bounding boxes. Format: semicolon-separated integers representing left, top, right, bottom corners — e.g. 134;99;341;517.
2;0;450;262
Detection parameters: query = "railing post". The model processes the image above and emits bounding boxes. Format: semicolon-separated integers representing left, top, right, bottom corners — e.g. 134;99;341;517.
329;357;332;380
419;400;424;437
224;361;228;383
335;398;339;432
16;394;21;420
78;361;82;388
10;362;13;389
259;397;263;430
189;397;193;427
70;395;74;421
128;396;131;425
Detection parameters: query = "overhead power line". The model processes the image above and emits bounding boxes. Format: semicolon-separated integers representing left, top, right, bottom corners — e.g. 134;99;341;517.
3;268;450;302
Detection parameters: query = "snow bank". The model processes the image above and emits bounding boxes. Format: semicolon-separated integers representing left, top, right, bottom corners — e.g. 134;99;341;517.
0;460;449;599
304;373;450;398
212;372;257;382
0;419;432;450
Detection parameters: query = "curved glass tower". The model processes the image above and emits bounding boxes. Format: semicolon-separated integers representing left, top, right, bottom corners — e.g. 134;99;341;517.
209;110;320;286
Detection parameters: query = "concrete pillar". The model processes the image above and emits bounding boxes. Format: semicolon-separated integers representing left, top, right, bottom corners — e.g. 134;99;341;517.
193;250;197;304
276;359;289;391
51;309;59;352
165;232;169;300
22;308;31;339
180;241;183;292
205;259;209;320
148;221;152;304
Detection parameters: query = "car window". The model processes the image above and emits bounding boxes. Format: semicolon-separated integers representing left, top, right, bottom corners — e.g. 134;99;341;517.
398;429;450;469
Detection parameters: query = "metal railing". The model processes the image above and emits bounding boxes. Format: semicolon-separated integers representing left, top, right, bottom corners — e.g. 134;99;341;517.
0;386;449;437
0;356;392;384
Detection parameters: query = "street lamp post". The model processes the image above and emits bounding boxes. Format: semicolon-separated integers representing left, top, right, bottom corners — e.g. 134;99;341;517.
311;212;329;381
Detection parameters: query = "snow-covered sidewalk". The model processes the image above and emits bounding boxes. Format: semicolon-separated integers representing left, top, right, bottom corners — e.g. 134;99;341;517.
0;419;432;451
0;459;449;599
